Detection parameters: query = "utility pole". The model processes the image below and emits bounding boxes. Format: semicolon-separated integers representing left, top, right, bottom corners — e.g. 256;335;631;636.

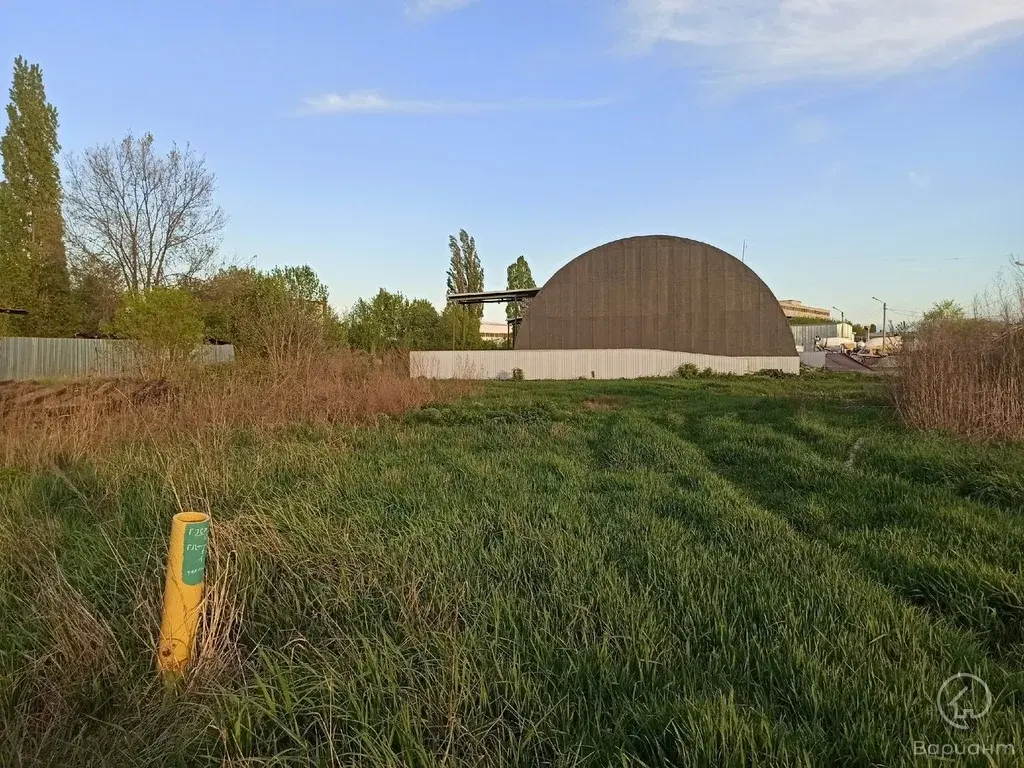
741;239;747;263
872;297;887;353
832;307;845;326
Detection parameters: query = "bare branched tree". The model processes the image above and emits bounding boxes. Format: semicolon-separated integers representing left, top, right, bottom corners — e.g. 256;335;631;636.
64;132;227;292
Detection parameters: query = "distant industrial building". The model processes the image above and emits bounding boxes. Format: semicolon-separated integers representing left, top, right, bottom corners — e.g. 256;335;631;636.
865;332;902;352
791;323;854;352
413;235;801;379
778;300;832;321
479;322;509;345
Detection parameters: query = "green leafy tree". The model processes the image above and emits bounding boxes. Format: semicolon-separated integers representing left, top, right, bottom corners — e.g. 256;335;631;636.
922;299;966;324
192;264;341;361
71;254;123;336
111;286;204;375
242;271;337;363
446;229;484;319
505;255;536;319
446;236;468;295
0;180;19;335
0;57;74;336
345;290;443;354
440;303;483;350
346;289;409;355
274;265;329;304
404;299;443;350
191;266;258;343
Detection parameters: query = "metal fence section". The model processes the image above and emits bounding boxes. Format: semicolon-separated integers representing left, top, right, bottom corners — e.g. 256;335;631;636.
410;349;800;380
0;338;234;380
798;351;827;369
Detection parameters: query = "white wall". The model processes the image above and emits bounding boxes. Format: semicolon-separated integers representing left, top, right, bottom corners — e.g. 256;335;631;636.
410;349;800;380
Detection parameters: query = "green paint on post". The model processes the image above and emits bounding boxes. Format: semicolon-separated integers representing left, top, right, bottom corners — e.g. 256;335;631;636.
181;521;210;586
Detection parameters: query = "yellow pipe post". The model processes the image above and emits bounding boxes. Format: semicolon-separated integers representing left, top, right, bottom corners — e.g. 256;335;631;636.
158;511;211;675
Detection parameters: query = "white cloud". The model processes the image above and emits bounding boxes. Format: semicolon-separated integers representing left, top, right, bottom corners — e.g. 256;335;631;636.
298;92;613;116
624;0;1024;83
405;0;477;18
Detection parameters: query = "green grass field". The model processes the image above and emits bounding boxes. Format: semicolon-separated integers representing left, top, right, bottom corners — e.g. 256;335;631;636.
3;373;1023;766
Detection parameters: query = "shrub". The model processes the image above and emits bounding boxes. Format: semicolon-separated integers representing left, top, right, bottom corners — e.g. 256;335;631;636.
193;266;344;363
677;364;740;379
755;368;795;379
890;318;1024;442
676;363;701;379
236;272;338;365
111;287;204;376
511;367;525;381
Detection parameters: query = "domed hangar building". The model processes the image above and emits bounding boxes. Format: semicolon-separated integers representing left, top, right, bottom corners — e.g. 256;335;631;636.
413;235;801;379
516;235;796;358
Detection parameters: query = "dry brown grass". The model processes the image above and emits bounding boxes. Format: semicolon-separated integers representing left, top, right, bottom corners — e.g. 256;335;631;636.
891;320;1024;442
0;350;468;467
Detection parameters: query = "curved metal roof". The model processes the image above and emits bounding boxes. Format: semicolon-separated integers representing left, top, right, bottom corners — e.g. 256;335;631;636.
516;235;797;357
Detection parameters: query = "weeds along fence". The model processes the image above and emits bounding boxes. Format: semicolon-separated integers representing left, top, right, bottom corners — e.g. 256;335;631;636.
890;320;1024;442
0;351;463;468
0;337;234;380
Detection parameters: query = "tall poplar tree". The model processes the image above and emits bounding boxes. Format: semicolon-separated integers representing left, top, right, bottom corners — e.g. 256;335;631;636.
0;179;19;334
445;229;484;319
446;234;468;295
0;56;73;336
505;255;536;319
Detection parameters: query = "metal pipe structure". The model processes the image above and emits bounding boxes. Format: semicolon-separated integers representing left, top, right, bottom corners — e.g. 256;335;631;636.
446;288;540;306
158;511;211;675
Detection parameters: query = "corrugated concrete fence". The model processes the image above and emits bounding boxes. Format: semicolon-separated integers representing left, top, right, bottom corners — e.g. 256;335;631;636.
410;349;800;380
0;338;234;380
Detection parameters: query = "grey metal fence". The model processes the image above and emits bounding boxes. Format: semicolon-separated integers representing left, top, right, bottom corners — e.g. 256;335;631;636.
0;338;234;380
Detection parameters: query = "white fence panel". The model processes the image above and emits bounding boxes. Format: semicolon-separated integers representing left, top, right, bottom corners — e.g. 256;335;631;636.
410;349;800;380
0;338;234;380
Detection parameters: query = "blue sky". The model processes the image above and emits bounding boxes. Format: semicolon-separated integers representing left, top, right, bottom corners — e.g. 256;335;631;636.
2;0;1023;327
